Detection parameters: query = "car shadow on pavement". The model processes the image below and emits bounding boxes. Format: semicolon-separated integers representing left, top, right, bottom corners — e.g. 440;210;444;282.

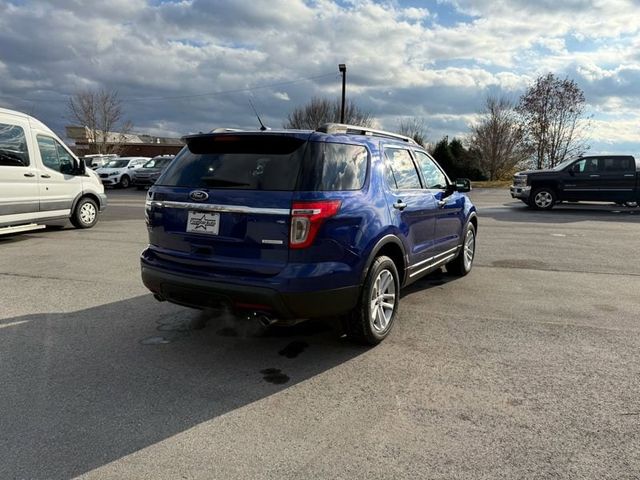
0;295;366;480
484;201;640;224
400;268;458;298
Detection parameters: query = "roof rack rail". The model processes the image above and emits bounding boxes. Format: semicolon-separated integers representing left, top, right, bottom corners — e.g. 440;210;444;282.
210;127;245;133
316;123;417;144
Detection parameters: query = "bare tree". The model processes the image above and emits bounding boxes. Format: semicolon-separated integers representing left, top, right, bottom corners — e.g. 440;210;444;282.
283;97;373;129
470;96;531;180
396;117;428;147
516;73;590;169
67;88;132;154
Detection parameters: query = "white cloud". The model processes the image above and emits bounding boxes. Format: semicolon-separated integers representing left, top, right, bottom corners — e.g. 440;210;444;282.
0;0;639;154
274;92;290;101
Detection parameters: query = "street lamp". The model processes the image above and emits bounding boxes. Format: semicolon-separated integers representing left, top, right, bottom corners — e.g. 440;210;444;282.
338;64;346;124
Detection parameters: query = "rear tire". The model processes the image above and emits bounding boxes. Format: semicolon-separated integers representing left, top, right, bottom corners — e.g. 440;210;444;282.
447;223;476;276
344;256;399;346
529;188;556;210
70;197;98;229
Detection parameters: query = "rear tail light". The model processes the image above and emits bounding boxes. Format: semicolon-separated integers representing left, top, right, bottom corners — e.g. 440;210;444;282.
290;200;341;249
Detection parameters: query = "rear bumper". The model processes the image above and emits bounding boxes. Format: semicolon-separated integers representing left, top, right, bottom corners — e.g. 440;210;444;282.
140;262;360;320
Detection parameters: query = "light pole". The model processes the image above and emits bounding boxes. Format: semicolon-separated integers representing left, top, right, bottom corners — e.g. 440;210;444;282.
338;64;346;124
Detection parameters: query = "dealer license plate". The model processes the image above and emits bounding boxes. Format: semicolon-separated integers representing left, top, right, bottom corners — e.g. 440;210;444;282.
186;211;220;235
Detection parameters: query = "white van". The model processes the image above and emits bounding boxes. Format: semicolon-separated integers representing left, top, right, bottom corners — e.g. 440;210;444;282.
0;107;107;235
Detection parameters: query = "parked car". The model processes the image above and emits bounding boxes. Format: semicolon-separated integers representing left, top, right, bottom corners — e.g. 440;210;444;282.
132;155;175;189
141;124;477;345
511;155;640;210
81;154;119;169
0;107;107;235
96;157;149;188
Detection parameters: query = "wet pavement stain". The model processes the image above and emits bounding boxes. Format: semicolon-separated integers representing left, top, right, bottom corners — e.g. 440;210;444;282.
216;327;239;337
278;341;309;359
260;368;290;385
492;259;548;270
140;336;172;345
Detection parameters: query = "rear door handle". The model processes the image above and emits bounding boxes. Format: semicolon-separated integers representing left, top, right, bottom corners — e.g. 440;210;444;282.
40;174;51;178
393;200;407;210
23;172;35;177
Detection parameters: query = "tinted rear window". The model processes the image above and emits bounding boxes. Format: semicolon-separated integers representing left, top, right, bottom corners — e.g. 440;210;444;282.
159;135;306;190
158;135;368;191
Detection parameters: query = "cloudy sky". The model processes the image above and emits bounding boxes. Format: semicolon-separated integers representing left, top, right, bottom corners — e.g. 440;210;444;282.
1;0;640;154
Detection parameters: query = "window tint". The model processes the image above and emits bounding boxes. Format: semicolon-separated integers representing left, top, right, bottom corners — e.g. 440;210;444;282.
600;157;634;172
298;143;368;191
160;135;306;190
385;148;422;190
0;122;29;167
414;151;448;189
37;136;76;174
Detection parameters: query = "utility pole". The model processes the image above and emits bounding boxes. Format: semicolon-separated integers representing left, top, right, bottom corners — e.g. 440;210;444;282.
339;64;346;124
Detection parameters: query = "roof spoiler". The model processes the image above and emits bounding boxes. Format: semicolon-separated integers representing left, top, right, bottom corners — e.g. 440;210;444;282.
316;123;417;144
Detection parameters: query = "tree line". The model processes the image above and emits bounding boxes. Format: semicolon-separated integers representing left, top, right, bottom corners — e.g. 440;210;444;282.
285;72;590;180
68;72;590;179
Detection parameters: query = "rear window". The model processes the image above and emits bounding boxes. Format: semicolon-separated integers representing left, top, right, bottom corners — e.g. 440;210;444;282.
159;135;368;191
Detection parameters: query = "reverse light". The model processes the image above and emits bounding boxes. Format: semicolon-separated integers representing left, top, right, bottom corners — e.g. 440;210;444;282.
290;200;341;249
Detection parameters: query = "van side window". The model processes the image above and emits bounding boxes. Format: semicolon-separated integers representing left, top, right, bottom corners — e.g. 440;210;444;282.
0;122;30;167
37;136;75;174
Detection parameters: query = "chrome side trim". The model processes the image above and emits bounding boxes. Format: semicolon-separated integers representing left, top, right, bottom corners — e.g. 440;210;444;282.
147;201;290;216
409;247;459;270
409;245;460;278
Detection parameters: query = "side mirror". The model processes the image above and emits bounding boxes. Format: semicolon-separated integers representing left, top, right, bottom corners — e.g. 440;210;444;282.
454;178;471;192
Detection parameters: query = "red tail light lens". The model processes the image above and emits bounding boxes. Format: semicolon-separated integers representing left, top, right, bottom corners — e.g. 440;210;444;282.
290;200;341;249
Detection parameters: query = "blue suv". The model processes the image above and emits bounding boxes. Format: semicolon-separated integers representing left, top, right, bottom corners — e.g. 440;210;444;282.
141;124;477;344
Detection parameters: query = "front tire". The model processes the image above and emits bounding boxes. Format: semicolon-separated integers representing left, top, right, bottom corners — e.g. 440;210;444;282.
119;175;131;189
529;188;556;210
344;256;400;345
70;197;98;229
447;222;476;276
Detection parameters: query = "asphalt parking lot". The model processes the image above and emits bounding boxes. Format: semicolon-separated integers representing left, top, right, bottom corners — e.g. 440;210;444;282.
1;188;639;479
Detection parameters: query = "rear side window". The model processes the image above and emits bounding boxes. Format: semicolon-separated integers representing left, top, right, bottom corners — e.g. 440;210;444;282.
160;135;306;190
600;157;634;172
298;143;368;191
0;122;29;167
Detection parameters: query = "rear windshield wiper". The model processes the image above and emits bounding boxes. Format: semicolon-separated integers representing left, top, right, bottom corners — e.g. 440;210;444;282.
201;177;251;187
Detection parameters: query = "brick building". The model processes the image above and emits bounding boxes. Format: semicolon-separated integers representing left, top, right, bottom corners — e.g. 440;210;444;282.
65;126;184;157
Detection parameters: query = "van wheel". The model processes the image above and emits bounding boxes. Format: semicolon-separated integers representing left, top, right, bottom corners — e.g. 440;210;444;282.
344;256;399;345
71;197;98;229
119;175;130;189
447;223;476;276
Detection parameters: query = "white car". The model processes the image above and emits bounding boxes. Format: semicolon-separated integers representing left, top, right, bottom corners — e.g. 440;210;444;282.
0;107;107;235
96;157;150;188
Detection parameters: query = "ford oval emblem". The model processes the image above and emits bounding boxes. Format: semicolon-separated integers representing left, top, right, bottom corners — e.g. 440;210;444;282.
189;190;209;202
